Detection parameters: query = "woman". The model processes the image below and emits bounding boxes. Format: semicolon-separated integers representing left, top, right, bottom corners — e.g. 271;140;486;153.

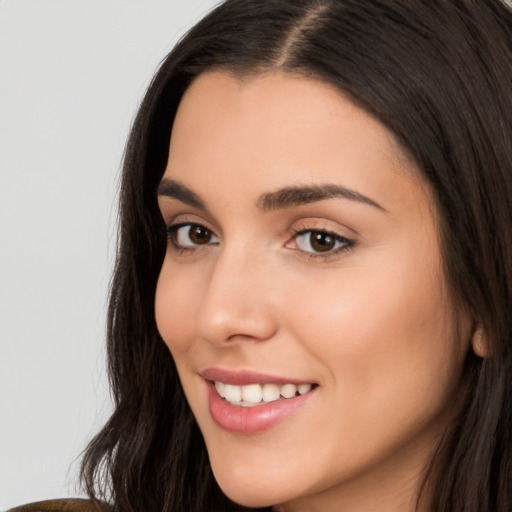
14;0;512;511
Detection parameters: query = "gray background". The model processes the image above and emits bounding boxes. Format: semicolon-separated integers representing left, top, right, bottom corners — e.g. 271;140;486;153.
0;1;218;508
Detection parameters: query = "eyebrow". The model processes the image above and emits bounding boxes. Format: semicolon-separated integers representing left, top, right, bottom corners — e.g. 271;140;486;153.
157;178;385;212
256;184;386;212
157;178;205;209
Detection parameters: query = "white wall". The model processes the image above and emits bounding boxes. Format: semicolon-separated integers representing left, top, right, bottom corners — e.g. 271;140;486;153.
0;1;219;509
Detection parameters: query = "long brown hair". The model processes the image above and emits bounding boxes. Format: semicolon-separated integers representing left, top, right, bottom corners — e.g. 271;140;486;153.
80;1;512;511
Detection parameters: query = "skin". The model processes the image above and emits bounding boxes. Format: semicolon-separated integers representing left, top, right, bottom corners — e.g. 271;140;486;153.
155;71;474;512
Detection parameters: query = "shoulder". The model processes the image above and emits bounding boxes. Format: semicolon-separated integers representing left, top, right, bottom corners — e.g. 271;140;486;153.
6;499;112;512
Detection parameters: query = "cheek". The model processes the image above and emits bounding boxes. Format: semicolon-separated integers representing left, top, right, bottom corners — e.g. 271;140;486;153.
154;261;202;355
285;249;462;409
275;256;465;481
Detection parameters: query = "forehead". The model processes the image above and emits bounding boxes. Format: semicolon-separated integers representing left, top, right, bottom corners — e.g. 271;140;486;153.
165;70;430;215
171;70;397;160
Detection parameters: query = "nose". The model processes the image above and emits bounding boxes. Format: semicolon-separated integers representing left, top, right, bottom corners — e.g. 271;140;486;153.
195;244;278;347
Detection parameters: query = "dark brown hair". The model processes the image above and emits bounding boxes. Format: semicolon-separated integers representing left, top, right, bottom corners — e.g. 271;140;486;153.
80;1;512;511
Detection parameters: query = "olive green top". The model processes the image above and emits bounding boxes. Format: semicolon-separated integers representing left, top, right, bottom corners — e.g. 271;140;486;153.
6;499;111;512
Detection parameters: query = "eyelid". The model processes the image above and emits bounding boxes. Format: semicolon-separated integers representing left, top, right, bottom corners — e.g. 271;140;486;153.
285;221;356;260
288;219;355;242
163;215;356;260
166;220;220;252
161;209;219;233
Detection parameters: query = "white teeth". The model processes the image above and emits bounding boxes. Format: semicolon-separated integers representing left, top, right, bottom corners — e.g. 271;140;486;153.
280;383;297;398
297;384;312;395
262;383;281;403
223;384;242;403
214;381;314;406
214;380;225;398
242;383;263;403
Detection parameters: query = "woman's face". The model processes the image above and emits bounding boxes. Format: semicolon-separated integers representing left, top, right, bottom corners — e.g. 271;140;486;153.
155;71;472;511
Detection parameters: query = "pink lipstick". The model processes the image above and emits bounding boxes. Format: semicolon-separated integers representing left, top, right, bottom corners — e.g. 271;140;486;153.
202;368;317;434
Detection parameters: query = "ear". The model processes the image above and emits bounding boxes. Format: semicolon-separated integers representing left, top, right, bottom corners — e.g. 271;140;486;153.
471;325;490;358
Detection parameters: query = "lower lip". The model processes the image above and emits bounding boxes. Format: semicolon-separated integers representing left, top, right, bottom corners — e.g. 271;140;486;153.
207;381;316;434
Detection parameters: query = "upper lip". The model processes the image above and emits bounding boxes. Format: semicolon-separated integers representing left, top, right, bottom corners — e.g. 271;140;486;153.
201;367;316;386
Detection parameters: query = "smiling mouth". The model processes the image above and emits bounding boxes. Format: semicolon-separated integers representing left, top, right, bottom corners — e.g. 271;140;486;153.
213;381;317;407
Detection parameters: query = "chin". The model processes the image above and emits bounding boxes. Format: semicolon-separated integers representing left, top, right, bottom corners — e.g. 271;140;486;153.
209;456;294;509
220;487;276;509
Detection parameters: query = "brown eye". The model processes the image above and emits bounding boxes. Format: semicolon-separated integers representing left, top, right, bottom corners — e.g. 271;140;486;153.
189;225;213;244
309;232;336;252
168;223;220;248
293;229;353;256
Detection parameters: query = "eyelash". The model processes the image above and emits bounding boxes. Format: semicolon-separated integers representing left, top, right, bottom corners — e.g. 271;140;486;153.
288;226;355;260
166;222;220;254
165;222;355;260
